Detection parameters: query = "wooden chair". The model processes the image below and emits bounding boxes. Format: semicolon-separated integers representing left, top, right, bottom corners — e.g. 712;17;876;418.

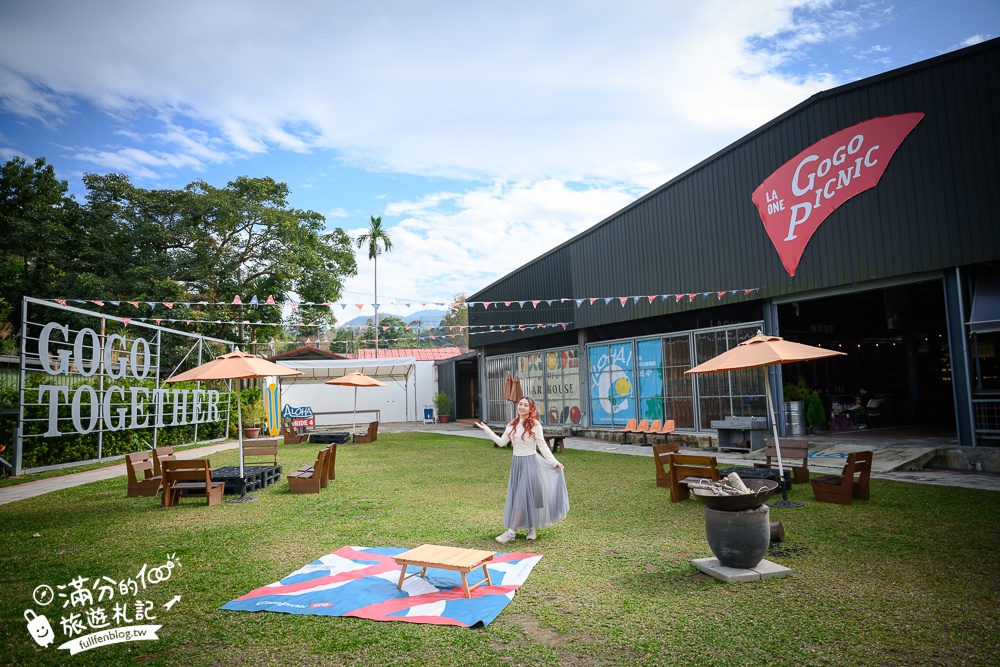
242;438;279;466
161;459;225;508
651;442;679;487
638;419;661;446
667;453;719;502
295;444;337;488
354;421;379;444
755;437;810;485
288;448;327;494
810;451;873;505
125;452;162;497
281;419;307;445
152;446;176;477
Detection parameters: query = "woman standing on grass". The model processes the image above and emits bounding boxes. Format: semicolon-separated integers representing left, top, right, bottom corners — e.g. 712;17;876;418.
475;396;569;543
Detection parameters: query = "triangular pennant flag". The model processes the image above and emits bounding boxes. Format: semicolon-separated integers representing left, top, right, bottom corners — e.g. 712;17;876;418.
504;301;512;307
483;302;492;309
373;303;380;309
590;298;598;305
249;295;259;305
154;319;162;324
110;300;120;306
306;337;312;344
744;289;753;295
359;326;366;331
619;297;628;306
675;294;684;302
516;301;525;308
164;302;174;309
265;295;275;305
56;299;67;306
531;300;540;308
688;293;698;301
232;295;242;305
575;299;585;307
356;304;364;310
128;300;139;307
121;318;130;326
604;297;613;305
545;300;554;306
632;297;641;305
92;300;104;306
718;291;727;299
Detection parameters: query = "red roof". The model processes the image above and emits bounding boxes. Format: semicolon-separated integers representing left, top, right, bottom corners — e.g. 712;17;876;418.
353;347;464;361
266;345;350;361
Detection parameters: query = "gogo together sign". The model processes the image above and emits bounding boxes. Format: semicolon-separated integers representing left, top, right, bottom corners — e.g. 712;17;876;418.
752;113;924;276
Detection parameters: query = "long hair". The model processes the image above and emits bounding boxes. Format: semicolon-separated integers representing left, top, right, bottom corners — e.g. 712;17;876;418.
508;398;539;441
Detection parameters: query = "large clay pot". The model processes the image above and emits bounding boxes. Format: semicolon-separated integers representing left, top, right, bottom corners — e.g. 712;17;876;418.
244;427;261;439
704;505;770;569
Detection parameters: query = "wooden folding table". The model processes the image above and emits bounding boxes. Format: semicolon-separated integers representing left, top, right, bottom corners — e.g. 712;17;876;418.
393;544;495;598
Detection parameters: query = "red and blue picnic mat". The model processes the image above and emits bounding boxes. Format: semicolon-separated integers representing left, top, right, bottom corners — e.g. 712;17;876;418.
221;546;542;627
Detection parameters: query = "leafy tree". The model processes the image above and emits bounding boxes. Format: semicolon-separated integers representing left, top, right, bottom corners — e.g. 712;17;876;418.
355;215;393;356
439;293;469;350
0;157;82;332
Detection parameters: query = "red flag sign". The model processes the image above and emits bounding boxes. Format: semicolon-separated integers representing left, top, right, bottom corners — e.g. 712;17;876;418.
752;113;924;276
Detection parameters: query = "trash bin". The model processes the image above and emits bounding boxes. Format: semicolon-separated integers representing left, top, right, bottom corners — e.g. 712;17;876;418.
423;406;435;424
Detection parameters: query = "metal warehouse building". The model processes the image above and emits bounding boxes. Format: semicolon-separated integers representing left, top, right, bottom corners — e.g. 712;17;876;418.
459;37;1000;447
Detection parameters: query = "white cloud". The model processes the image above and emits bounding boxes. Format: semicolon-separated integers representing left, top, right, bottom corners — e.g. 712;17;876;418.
341;179;636;306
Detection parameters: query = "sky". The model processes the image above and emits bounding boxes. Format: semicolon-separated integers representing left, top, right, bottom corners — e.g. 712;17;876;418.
1;0;998;322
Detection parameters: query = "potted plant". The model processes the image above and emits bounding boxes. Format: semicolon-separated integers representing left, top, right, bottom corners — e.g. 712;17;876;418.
806;390;827;435
241;399;267;439
782;379;809;436
433;392;454;423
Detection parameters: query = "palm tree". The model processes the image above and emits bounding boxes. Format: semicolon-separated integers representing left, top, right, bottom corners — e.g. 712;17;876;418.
355;215;393;357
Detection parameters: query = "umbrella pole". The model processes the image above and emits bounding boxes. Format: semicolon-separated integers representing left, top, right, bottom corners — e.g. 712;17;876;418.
766;371;803;508
352;386;358;443
229;386;255;502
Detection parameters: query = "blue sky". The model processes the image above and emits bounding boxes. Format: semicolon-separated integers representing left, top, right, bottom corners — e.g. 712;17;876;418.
1;1;997;320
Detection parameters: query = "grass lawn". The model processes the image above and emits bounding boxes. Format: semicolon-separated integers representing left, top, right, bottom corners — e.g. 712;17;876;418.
2;432;998;666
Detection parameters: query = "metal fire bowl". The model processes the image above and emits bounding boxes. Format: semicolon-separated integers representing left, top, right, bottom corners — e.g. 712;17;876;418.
692;479;779;511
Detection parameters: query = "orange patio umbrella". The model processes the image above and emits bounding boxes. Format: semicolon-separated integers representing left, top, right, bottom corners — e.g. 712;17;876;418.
165;350;302;486
325;372;387;441
685;333;845;504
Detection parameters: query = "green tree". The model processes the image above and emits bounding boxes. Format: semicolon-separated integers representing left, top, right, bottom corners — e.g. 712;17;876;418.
439;293;469;350
0;157;82;333
355;215;393;357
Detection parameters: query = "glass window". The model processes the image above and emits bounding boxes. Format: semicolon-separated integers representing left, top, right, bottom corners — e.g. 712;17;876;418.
693;325;765;429
664;334;695;428
541;348;582;426
636;339;664;421
588;342;635;426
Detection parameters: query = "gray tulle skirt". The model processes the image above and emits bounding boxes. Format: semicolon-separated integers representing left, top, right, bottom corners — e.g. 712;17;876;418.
503;454;569;530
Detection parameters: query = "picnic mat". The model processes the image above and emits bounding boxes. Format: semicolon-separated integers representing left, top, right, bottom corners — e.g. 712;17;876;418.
221;546;542;627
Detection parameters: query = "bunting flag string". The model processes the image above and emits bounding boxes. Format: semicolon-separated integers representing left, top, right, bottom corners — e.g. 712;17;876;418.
100;316;574;333
46;287;760;312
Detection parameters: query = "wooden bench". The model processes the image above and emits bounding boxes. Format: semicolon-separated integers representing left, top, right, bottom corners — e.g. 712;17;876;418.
281;419;308;444
152;446;175;477
393;544;494;599
354;421;379;444
125;452;162;497
651;442;680;488
295;443;337;489
667;453;719;502
755;437;810;485
161;459;225;507
287;448;327;494
811;451;873;505
242;438;279;466
547;435;566;453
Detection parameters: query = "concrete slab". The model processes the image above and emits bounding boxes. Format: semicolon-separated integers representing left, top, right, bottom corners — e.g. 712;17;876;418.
692;557;792;583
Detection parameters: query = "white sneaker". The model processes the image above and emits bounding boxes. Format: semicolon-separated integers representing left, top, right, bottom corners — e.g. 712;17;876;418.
526;529;537;541
495;529;515;544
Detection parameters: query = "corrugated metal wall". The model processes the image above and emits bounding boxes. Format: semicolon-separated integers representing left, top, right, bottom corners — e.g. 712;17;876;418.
471;38;1000;349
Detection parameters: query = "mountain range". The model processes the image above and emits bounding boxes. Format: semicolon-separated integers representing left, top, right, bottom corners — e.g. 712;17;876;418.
338;309;447;329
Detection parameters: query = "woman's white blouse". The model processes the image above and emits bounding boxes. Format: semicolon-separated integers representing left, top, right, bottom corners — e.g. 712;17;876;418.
488;420;559;465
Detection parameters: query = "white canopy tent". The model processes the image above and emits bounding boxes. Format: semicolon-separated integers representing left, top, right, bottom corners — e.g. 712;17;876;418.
273;357;419;423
